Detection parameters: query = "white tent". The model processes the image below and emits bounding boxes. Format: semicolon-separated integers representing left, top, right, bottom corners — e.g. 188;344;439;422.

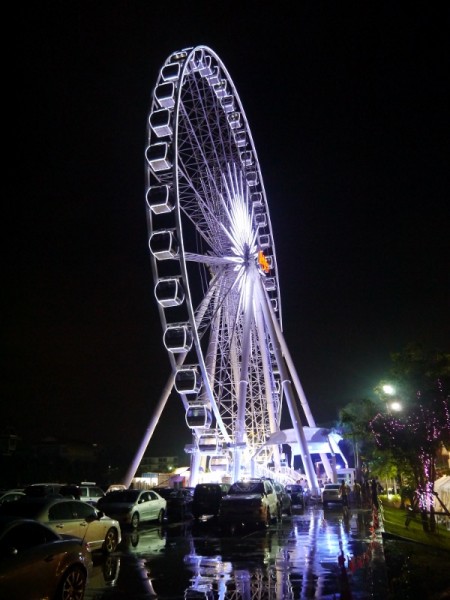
433;475;450;514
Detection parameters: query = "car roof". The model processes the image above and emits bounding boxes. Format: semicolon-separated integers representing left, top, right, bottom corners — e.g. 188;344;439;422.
0;496;86;513
229;480;266;492
195;483;223;489
100;489;140;499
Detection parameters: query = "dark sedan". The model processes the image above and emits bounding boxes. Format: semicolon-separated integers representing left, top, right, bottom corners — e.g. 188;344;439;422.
273;482;293;516
0;515;92;600
191;483;231;520
153;487;194;520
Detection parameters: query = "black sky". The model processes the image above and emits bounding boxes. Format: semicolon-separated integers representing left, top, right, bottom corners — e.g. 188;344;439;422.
4;3;449;465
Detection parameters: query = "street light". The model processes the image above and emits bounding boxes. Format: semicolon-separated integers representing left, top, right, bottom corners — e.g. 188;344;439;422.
381;384;402;414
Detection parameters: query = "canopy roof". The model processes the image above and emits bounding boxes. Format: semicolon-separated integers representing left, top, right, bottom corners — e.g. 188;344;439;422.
265;427;346;461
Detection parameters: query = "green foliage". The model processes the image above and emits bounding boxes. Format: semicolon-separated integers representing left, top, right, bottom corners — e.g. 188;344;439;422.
338;398;378;448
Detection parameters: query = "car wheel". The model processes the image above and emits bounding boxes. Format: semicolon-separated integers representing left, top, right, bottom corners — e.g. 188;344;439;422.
131;512;140;528
157;508;165;524
57;566;86;600
103;527;119;554
131;530;139;547
102;556;119;582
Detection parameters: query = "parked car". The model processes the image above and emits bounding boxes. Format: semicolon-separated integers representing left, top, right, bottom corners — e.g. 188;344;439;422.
23;483;63;497
0;515;92;600
153;487;194;520
192;483;231;520
285;484;306;508
106;484;127;493
0;496;121;554
218;479;279;528
273;481;292;516
0;489;25;506
97;489;166;528
321;483;342;508
78;482;105;506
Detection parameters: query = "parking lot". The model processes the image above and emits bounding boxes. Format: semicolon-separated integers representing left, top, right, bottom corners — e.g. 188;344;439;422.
85;504;388;599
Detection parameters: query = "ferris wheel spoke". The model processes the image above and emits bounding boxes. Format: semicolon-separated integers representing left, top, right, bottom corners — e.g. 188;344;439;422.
184;252;238;267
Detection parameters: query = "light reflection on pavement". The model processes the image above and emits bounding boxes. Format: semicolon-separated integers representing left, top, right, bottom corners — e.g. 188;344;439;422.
85;506;388;599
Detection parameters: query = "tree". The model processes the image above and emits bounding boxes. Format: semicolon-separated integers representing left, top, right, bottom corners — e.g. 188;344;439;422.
370;344;450;532
338;398;379;482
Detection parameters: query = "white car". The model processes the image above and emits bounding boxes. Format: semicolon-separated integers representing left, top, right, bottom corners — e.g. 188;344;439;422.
97;489;166;528
78;482;105;506
0;496;121;554
321;483;342;508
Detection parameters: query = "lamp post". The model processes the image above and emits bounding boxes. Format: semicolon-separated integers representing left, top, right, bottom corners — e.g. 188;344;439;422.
380;384;403;494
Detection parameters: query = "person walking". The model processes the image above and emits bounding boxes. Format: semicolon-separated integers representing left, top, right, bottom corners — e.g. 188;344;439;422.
352;481;362;508
371;478;379;510
339;481;350;517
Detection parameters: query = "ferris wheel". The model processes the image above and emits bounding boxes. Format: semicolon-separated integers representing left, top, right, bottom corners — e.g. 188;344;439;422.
133;46;322;489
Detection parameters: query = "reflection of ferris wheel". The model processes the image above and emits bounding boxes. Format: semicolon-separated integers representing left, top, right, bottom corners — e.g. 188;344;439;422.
128;46;324;490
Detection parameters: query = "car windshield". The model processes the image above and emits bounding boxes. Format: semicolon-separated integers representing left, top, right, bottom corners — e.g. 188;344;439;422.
102;490;140;503
325;484;341;490
229;481;264;494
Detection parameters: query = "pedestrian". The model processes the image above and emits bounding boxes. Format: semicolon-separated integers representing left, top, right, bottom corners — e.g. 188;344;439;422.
339;481;350;516
353;481;362;508
362;479;370;507
371;478;379;510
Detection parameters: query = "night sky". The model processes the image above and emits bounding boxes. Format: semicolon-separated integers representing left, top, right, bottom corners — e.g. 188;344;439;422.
4;3;449;466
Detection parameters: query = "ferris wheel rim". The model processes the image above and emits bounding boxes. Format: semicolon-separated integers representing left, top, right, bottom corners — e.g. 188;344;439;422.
146;45;283;466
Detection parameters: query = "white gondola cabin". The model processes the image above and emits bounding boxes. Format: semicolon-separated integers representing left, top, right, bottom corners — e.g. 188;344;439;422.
146;185;175;215
161;62;180;82
175;366;202;394
163;324;193;353
209;455;229;472
149;230;178;260
197;433;220;454
149;108;172;138
145;142;172;172
154;277;185;308
185;405;213;429
155;82;175;109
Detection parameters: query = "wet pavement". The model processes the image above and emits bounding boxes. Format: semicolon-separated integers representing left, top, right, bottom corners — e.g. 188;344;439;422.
85;504;388;599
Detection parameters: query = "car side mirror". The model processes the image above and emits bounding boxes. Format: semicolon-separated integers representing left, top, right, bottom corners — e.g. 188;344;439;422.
85;512;99;522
